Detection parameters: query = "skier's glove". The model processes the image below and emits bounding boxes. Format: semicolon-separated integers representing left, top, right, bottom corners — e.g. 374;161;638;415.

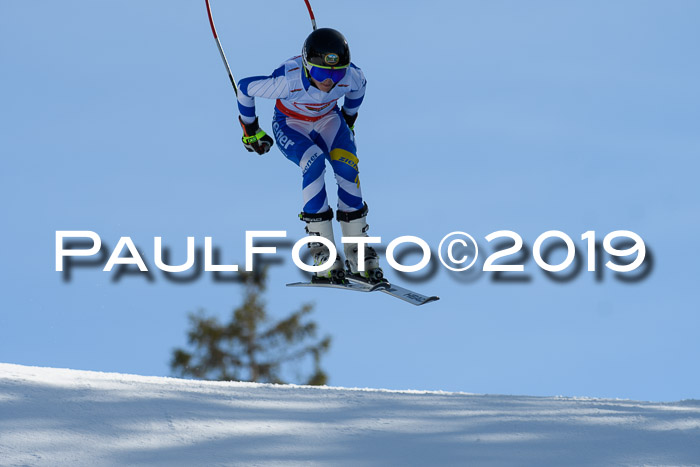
341;108;358;134
239;116;274;155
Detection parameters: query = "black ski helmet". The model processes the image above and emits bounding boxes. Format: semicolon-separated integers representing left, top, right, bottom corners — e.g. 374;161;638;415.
302;28;350;70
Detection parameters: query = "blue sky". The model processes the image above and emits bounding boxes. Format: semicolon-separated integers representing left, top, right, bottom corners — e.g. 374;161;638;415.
2;1;699;401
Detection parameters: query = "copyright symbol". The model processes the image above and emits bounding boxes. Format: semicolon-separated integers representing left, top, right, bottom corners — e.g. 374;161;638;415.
438;232;479;271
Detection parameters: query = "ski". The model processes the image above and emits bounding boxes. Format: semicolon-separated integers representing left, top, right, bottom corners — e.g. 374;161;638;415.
286;279;387;293
287;277;439;306
345;277;440;306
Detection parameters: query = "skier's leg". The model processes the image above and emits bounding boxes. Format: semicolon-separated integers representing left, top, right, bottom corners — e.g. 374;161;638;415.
315;112;364;212
272;115;330;214
272;114;344;281
316;111;382;281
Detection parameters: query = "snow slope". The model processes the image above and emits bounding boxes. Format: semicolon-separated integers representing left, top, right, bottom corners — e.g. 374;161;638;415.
1;364;699;466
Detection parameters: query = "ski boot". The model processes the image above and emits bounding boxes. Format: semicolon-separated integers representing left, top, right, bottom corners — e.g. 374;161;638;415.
338;203;385;284
300;209;346;284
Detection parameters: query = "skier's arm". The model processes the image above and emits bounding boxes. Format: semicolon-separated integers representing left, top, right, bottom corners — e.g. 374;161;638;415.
341;65;366;131
237;65;290;124
342;87;365;116
235;65;290;154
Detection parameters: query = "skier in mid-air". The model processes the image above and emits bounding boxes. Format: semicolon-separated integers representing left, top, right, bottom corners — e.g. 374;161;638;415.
236;28;382;284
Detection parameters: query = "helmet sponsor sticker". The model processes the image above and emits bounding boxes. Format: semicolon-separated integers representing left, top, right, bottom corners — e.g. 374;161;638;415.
324;53;339;65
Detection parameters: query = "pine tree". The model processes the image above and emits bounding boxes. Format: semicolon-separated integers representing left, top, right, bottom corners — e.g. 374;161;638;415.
171;270;331;385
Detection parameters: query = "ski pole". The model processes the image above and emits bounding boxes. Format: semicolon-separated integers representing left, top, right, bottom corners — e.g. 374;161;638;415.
204;0;238;96
205;0;317;95
303;0;317;30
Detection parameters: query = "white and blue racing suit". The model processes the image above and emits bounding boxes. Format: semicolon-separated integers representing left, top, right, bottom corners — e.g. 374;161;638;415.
237;56;366;215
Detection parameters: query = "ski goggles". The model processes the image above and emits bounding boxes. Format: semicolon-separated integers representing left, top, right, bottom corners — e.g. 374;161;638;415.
308;64;348;83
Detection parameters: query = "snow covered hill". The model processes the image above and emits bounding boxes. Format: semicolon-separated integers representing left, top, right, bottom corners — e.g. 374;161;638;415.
1;364;699;466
